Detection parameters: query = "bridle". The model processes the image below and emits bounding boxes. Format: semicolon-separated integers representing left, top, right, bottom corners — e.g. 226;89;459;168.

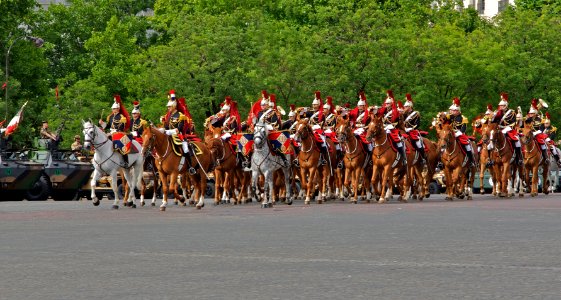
294;122;316;153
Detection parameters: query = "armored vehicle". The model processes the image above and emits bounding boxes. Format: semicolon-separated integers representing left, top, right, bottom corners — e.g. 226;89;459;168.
25;138;93;200
0;139;44;200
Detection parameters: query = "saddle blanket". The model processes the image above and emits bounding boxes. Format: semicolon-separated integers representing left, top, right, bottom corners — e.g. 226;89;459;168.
112;132;138;155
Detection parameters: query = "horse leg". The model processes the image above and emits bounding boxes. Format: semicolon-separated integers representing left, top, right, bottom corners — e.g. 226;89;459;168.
444;167;454;201
121;169;137;208
110;172;120;209
543;164;550;195
195;173;205;209
160;173;169;211
531;165;539;197
283;166;293;205
250;170;259;202
300;168;310;205
479;166;486;195
90;169;102;206
379;166;391;204
261;171;272;208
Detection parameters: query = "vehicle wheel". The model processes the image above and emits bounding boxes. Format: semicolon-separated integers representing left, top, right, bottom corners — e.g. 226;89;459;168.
428;182;440;195
205;181;215;198
25;174;52;201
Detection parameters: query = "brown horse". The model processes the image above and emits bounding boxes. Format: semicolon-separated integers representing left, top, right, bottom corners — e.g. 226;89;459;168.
293;118;336;204
365;114;409;203
483;122;521;197
476;121;498;195
437;123;476;201
142;125;212;210
336;116;370;203
520;122;549;197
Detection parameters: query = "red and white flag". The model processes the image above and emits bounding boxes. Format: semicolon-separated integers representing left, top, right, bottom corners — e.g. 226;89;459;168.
4;101;28;137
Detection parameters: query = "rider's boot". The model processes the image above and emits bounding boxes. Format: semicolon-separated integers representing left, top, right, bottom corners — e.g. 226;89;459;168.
320;144;328;166
415;140;427;166
122;153;129;168
182;141;196;175
396;142;407;166
514;146;523;166
464;145;476;167
336;149;344;169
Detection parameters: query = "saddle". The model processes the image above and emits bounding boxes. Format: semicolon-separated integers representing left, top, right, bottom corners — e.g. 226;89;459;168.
170;135;203;157
111;132;138;155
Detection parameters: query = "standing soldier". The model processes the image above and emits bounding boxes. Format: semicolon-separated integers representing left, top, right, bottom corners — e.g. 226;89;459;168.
446;97;475;167
99;95;130;166
402;93;427;165
130;101;147;144
491;92;523;165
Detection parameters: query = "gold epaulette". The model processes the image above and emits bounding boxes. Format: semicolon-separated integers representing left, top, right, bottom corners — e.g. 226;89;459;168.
106;114;111;122
462;116;468;124
140;119;148;127
551;126;557;133
179;114;187;122
120;116;126;123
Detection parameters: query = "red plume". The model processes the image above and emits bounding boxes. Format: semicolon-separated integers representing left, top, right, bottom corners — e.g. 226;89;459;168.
453;97;461;107
289;104;295;112
500;92;508;101
133;100;139;106
344;102;350;108
358;91;368;107
546;112;551;120
177;97;188;117
227;97;241;131
326;96;335;114
247;101;263;126
531;98;538;109
386;90;394;99
269;94;277;109
261;90;268;99
397;100;404;109
114;95;131;131
487;104;493;111
405;93;412;101
315;91;322;101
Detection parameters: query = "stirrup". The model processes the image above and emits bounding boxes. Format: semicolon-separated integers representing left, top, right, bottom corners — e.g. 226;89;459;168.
293;159;300;168
337;161;344;169
188;167;197;175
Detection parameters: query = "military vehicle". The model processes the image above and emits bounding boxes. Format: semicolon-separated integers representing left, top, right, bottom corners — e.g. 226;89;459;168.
24;135;93;200
0;138;45;200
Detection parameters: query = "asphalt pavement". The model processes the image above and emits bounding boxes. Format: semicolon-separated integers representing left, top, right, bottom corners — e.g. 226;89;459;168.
1;195;560;300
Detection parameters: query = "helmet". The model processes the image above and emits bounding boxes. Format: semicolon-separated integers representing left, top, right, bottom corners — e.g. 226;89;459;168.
357;91;367;106
168;89;176;100
385;90;394;104
111;102;120;109
323;103;331;110
498;92;508;107
221;104;230;112
449;97;461;112
404;93;413;107
132;100;140;114
74;135;80;139
485;104;493;115
312;91;321;105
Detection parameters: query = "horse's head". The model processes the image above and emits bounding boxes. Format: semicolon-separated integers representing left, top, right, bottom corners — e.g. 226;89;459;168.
336;116;350;143
253;121;269;148
293;118;310;143
520;119;534;145
438;123;455;152
82;119;96;151
141;123;155;155
486;122;500;149
365;114;383;142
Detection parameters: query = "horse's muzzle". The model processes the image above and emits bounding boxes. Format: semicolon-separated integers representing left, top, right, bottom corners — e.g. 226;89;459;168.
83;142;91;151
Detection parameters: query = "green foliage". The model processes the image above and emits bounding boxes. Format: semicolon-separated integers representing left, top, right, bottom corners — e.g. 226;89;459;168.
4;0;561;148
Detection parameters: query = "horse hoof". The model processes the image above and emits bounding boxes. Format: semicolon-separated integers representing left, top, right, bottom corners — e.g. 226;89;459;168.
261;203;269;208
378;198;386;204
160;207;166;211
519;193;524;198
351;200;357;204
141;202;145;207
180;202;186;207
304;201;310;205
286;199;293;205
445;197;453;201
317;199;323;204
93;200;100;206
112;205;119;210
531;193;536;197
467;196;473;200
130;203;137;208
196;205;203;210
151;203;156;207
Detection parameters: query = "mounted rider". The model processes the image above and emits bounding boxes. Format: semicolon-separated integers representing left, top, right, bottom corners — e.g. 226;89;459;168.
306;91;330;165
378;90;406;166
541;111;561;166
349;91;372;156
402;93;427;165
257;93;281;129
130;101;147;144
163;89;196;174
281;104;297;130
491;92;523;166
323;96;342;165
210;96;240;142
445;97;476;167
99;94;131;166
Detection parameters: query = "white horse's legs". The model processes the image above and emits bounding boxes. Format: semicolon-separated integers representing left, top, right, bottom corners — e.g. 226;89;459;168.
90;169;101;206
110;172;120;209
283;166;293;205
262;171;274;208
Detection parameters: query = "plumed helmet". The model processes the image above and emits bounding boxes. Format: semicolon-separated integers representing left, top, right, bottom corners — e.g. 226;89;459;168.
528;99;538;114
221;104;230;111
544;112;551;124
112;94;121;109
323;103;331;109
498;92;509;107
261;99;269;106
132;100;140;114
261;90;269;100
485;104;493;115
312;91;321;105
168;89;176;100
449;97;461;111
397;100;404;110
404;93;413;107
385;90;394;104
357;91;367;106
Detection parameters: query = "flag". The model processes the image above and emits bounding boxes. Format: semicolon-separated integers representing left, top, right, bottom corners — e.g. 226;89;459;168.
55;85;59;101
268;130;294;155
1;82;6;90
4;101;28;137
237;133;254;156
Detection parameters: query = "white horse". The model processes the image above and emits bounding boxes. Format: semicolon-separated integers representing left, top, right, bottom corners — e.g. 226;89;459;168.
82;120;144;209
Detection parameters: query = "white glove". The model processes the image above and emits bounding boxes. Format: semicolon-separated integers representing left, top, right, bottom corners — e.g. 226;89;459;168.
454;130;462;137
324;129;332;134
99;121;107;128
384;124;394;130
132;132;138;137
405;128;412;133
311;125;321;130
165;129;177;135
109;129;117;134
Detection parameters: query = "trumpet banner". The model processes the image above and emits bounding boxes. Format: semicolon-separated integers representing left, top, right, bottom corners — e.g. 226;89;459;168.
268;130;294;155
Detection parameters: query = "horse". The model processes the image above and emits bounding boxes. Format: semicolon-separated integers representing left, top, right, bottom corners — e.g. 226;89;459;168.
293;118;336;204
141;125;212;211
520;122;549;197
436;123;476;201
335;116;370;203
548;148;560;193
250;121;293;208
82;120;144;209
365;114;409;203
420;138;441;199
122;153;160;207
483;122;522;197
204;125;239;205
474;121;498;195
